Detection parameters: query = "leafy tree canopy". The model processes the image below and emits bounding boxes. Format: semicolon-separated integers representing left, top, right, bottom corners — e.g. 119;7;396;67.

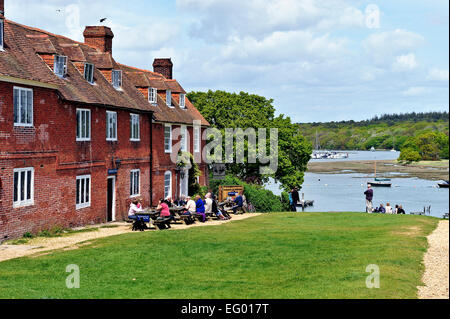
188;90;312;191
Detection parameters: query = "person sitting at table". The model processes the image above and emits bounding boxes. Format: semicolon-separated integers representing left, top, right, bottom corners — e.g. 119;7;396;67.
180;196;196;225
232;193;244;214
174;196;187;207
128;198;144;220
165;197;174;208
204;193;213;216
185;196;196;214
211;198;228;220
195;195;206;222
156;198;172;229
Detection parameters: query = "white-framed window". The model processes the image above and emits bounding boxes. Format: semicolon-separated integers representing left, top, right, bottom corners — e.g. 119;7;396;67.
179;93;186;108
84;63;94;84
166;90;172;107
54;55;68;77
194;126;201;153
130;113;140;141
130;169;140;197
0;19;4;51
13;167;34;208
180;125;187;152
164;171;172;199
106;111;117;141
13;87;33;126
76;109;91;141
164;124;172;153
112;70;122;89
148;87;157;104
76;175;91;209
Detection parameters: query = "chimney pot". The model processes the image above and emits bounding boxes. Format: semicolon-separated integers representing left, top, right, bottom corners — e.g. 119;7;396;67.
83;26;114;54
153;58;173;79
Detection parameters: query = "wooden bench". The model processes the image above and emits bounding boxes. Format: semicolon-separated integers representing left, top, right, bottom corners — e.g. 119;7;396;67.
153;218;172;230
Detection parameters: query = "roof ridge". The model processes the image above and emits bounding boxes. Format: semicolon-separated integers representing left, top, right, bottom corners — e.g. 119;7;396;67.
117;63;165;78
6;19;88;48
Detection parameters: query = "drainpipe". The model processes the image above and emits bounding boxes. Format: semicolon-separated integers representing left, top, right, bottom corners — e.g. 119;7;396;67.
149;114;153;207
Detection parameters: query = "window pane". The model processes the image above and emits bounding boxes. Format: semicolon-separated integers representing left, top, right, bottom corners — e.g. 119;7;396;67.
13;172;18;202
85;178;90;203
13;89;19;123
86;111;90;138
26;90;32;124
20;171;25;201
26;170;32;200
135;172;139;194
81;111;86;138
80;179;85;204
20;90;27;124
76;179;80;204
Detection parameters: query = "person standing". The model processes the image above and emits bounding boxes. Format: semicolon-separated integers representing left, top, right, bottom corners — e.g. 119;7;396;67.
289;189;296;212
292;187;300;212
364;185;374;213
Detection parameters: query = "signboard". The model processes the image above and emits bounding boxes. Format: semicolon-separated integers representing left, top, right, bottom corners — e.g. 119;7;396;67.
108;169;118;175
212;163;226;180
218;185;244;202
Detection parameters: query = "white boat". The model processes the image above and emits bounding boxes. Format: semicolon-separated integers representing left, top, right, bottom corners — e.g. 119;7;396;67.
370;147;375;152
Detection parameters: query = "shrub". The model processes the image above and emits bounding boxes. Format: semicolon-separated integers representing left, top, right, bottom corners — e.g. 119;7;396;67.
210;175;285;212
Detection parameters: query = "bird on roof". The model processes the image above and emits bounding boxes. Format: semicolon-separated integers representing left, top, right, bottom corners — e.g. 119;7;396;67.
100;18;107;23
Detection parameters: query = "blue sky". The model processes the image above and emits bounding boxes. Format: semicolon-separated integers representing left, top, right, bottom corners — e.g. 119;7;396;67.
5;0;449;122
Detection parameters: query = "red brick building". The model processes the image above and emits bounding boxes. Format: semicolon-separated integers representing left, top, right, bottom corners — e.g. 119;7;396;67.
0;1;209;240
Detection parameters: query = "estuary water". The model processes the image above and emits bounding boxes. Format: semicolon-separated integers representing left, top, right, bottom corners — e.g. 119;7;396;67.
266;151;449;218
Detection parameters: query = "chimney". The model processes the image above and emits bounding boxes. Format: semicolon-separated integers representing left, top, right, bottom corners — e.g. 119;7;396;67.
83;26;114;54
153;58;173;79
0;0;4;17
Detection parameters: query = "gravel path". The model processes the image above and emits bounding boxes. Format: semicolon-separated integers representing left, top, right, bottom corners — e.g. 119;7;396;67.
0;213;260;263
418;220;449;299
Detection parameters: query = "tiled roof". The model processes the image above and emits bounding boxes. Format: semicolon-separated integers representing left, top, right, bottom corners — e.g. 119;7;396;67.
0;19;209;126
0;20;152;113
118;65;209;126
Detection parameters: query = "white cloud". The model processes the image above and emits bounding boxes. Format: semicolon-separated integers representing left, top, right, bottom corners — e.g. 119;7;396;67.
177;0;366;41
221;30;348;64
402;86;428;96
363;29;425;66
393;53;418;71
427;68;449;81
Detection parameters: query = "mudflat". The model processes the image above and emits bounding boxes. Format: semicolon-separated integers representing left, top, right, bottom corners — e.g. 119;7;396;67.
307;160;449;181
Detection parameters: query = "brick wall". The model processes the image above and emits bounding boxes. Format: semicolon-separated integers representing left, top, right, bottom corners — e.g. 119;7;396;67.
0;80;153;240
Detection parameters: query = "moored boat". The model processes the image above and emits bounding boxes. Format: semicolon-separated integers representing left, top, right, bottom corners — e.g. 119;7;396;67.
437;181;449;188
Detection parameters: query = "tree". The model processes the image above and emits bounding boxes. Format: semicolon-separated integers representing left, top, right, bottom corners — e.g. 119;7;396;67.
398;148;421;164
188;90;312;191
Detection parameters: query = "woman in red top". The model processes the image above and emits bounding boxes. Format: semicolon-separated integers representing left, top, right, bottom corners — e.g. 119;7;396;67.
156;199;171;229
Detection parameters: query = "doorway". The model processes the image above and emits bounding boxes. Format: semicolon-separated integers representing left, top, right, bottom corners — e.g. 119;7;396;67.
107;176;116;222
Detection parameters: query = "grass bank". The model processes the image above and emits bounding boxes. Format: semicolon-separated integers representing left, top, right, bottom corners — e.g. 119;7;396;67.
0;212;439;299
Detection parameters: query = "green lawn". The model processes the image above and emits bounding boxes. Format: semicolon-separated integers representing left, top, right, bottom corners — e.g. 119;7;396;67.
0;213;439;299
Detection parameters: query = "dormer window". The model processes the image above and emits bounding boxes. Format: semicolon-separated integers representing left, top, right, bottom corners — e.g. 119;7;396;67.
84;63;94;84
54;55;68;77
179;93;186;109
112;70;122;89
0;19;4;51
148;87;157;104
166;90;172;107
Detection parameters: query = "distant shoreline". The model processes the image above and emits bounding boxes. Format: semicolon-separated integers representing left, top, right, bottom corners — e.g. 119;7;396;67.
307;159;449;181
